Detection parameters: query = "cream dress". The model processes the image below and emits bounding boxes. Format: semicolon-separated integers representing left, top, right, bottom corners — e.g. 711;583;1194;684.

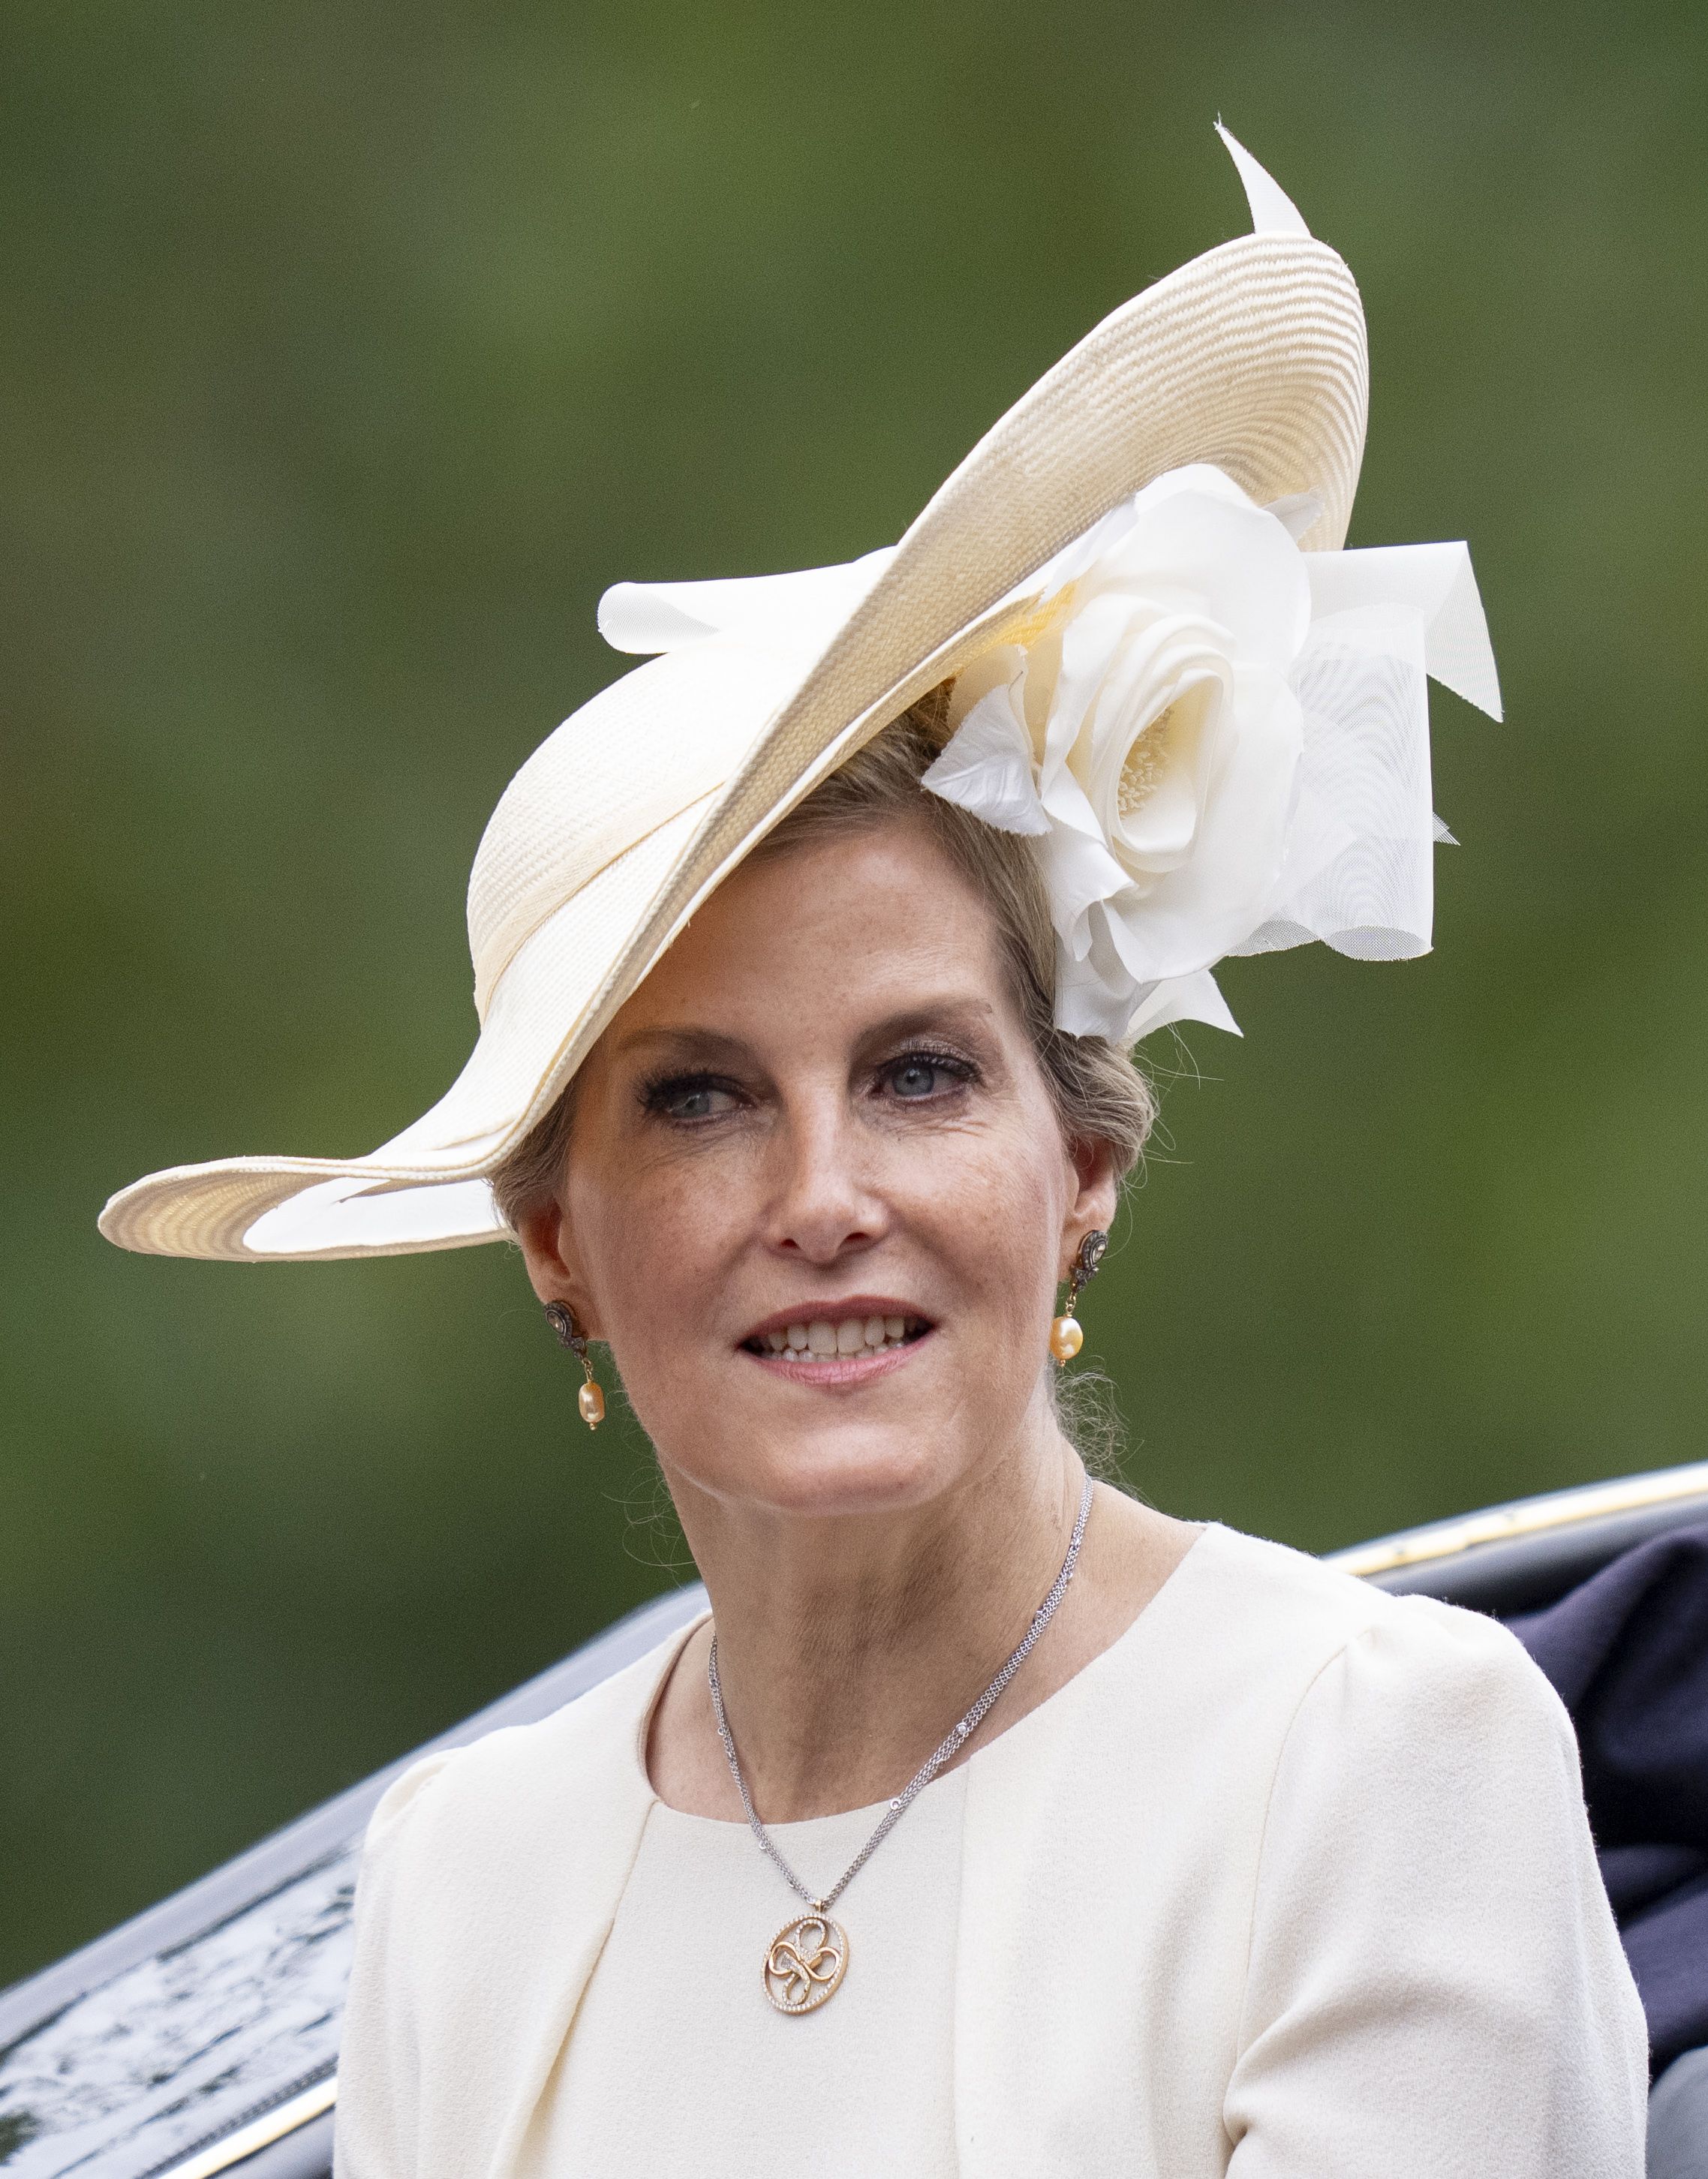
335;1524;1649;2179
530;1772;967;2172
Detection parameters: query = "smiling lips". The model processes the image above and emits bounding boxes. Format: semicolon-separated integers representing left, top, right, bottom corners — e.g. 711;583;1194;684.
741;1311;931;1374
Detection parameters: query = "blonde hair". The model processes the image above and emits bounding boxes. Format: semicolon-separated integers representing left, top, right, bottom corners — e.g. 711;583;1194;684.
491;688;1156;1231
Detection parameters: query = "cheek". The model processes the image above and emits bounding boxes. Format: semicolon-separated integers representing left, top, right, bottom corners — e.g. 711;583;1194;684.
561;1132;787;1460
567;1149;749;1339
906;1128;1066;1334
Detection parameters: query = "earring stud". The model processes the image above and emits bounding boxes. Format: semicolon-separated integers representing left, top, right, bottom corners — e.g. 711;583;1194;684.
1050;1229;1108;1365
543;1300;606;1429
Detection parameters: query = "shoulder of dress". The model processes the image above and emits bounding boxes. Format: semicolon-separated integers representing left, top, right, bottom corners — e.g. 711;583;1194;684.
1168;1524;1544;1706
1183;1522;1394;1648
1193;1525;1564;1740
338;1624;696;2164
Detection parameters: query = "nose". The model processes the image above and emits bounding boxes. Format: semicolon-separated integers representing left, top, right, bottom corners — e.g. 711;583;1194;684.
762;1093;887;1268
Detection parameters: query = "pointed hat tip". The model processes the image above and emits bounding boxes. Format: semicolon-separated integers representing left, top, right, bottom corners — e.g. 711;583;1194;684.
1214;121;1312;240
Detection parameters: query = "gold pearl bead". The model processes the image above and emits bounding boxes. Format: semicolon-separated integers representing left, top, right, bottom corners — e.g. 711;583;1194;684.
578;1380;606;1429
1048;1315;1084;1363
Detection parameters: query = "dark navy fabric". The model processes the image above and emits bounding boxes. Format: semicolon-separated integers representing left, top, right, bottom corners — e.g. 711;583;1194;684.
1509;1522;1708;2076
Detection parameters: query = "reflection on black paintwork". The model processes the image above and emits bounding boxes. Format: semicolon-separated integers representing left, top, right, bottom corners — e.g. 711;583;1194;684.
0;1852;354;2179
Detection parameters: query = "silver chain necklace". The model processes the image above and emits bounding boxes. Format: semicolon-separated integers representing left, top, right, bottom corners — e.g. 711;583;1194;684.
707;1475;1093;2014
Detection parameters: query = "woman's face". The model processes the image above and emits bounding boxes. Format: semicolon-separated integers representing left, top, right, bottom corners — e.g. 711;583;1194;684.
519;813;1117;1521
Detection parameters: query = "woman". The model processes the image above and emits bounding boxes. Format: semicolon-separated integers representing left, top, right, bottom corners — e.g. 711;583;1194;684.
101;132;1646;2174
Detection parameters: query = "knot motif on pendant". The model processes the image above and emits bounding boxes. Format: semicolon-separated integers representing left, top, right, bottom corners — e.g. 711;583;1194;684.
762;1910;849;2014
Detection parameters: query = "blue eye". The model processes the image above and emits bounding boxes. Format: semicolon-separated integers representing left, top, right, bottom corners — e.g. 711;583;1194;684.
647;1076;741;1121
885;1051;971;1101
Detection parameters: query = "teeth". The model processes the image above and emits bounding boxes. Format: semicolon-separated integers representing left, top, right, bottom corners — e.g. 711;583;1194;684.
753;1315;922;1359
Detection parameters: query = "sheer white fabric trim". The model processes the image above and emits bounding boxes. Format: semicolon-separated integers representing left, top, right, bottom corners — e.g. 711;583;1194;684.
597;549;896;658
919;472;1500;1043
245;1176;507;1255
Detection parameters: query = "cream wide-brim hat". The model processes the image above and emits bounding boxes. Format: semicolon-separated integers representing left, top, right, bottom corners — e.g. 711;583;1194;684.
99;129;1367;1264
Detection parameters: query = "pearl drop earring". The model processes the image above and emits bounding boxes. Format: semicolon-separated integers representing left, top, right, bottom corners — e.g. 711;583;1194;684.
543;1300;606;1428
1049;1230;1108;1364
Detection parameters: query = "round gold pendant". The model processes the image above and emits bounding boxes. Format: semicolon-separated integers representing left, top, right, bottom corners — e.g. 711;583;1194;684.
762;1907;849;2014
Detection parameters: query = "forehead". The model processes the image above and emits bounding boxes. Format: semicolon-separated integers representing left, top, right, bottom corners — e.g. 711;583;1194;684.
612;815;1015;1045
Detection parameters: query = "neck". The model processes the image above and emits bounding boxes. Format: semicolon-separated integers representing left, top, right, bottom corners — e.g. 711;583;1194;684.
663;1403;1086;1822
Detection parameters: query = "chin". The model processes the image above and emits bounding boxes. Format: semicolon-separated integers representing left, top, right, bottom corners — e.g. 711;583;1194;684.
675;1421;973;1520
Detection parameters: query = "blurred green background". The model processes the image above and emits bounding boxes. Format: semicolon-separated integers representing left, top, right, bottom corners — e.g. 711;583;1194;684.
4;0;1706;1985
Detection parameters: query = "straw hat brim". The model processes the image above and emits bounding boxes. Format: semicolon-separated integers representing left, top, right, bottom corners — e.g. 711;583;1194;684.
100;220;1367;1263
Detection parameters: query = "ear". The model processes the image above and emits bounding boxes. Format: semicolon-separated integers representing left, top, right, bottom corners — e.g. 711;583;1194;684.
1060;1134;1121;1280
513;1195;604;1337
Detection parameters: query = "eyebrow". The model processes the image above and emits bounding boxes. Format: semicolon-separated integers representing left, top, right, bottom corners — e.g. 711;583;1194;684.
609;1025;756;1068
611;996;1003;1070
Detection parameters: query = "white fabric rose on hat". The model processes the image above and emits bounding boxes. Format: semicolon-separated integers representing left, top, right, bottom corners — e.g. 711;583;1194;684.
922;464;1501;1043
